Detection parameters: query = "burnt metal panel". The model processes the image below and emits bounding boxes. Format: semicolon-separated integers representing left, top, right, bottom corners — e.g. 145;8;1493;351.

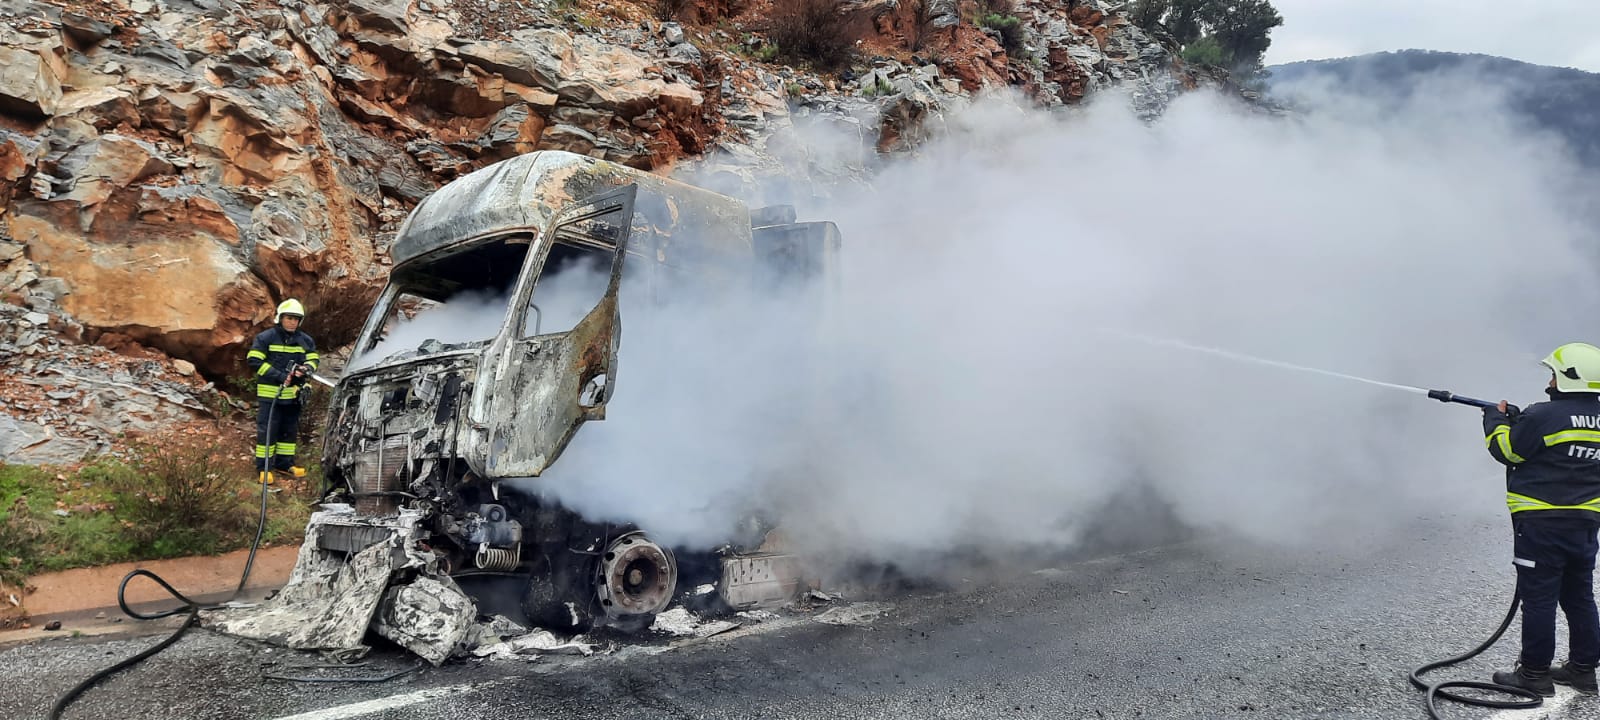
719;553;806;610
484;186;635;478
391;151;753;270
752;221;843;285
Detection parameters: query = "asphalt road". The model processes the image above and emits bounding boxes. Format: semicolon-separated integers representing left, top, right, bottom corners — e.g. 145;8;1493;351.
5;512;1596;720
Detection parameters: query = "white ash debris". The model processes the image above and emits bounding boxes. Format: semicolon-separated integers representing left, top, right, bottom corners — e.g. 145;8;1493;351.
649;607;739;638
203;521;400;658
373;576;477;666
471;629;598;661
813;603;892;627
466;614;531;646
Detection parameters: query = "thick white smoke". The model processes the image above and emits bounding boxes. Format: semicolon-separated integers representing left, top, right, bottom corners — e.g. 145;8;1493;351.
348;252;613;371
348;290;508;371
523;78;1600;571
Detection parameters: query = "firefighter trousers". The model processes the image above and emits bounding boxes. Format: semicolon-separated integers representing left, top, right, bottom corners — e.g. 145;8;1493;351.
1513;515;1600;669
255;400;303;472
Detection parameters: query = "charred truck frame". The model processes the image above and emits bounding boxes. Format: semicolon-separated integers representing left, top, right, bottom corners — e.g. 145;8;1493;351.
308;151;840;637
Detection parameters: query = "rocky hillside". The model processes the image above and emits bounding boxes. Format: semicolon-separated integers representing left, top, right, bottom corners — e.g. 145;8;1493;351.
0;0;1233;463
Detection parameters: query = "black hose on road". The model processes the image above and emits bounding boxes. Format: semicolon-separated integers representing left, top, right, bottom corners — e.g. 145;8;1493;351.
49;368;290;720
1408;591;1544;719
47;478;273;720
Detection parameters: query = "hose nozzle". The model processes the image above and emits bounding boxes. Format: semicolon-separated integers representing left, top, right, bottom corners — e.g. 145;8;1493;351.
1427;389;1496;409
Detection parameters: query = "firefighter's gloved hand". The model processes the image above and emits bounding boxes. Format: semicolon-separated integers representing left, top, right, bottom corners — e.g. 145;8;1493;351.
1489;400;1523;422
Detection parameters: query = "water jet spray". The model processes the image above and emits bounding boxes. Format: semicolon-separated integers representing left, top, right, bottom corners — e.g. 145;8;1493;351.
1098;329;1539;717
1099;329;1500;411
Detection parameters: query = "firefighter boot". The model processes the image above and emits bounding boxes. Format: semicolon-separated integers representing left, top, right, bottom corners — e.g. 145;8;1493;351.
1551;661;1599;695
1493;663;1556;697
256;471;282;493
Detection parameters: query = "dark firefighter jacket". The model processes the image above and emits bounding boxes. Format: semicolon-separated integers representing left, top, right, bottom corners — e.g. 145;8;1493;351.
247;326;319;403
1485;389;1600;521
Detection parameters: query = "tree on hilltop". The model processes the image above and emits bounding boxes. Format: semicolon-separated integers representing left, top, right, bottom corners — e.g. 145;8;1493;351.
1130;0;1283;76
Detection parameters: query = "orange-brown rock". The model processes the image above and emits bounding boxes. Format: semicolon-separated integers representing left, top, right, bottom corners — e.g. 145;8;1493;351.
11;208;272;369
936;25;1010;92
1069;5;1106;27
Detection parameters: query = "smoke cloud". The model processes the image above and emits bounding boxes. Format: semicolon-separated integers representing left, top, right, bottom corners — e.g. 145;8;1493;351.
348;289;508;371
348;251;614;371
524;76;1600;574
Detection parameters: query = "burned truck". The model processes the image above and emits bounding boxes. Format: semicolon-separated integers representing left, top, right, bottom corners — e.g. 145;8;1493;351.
300;151;840;640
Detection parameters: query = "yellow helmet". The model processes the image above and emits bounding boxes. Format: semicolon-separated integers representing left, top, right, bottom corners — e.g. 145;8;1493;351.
275;298;305;324
1540;343;1600;393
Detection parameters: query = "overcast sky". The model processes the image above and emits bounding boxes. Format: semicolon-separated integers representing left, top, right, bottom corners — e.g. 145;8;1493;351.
1263;0;1600;72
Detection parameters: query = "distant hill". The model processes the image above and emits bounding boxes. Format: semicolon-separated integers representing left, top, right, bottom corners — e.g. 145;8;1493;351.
1267;50;1600;170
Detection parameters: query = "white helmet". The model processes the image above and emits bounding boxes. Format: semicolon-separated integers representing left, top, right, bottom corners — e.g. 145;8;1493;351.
1540;343;1600;393
275;298;305;324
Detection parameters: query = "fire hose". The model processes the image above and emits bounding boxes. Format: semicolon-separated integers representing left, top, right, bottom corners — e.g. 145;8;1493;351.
1399;388;1546;718
48;362;329;719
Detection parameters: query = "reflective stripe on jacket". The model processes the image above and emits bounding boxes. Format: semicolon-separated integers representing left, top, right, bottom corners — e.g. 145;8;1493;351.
1484;389;1600;520
248;326;319;402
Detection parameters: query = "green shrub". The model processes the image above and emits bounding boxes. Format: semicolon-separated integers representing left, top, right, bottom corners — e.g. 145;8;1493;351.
979;13;1024;54
767;0;859;71
1180;35;1227;67
109;442;263;558
0;441;315;593
0;495;46;588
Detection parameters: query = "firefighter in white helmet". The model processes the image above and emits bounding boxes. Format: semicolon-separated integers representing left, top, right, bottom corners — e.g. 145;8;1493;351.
1484;342;1600;696
246;299;319;481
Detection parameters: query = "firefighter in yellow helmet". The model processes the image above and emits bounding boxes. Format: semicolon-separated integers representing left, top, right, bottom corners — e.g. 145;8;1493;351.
245;299;319;480
1483;342;1600;696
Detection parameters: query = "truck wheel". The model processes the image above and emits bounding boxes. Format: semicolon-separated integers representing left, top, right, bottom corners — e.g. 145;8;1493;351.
596;532;678;630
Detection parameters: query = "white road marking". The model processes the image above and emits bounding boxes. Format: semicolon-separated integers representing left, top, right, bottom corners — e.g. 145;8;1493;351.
267;682;492;720
1484;686;1581;720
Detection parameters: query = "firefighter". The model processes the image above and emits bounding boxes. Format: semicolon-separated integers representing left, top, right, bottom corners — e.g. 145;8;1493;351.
247;299;319;481
1485;342;1600;696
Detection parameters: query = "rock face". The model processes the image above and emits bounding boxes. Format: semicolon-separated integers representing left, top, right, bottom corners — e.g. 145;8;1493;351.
0;0;719;379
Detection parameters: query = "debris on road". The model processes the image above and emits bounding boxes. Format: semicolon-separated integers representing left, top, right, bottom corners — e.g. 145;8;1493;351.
814;603;891;626
202;508;420;660
373;577;476;665
471;630;597;661
650;608;740;638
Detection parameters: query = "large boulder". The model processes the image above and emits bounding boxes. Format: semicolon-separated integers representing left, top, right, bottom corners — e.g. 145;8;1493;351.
457;30;572;91
0;46;62;118
10;198;272;371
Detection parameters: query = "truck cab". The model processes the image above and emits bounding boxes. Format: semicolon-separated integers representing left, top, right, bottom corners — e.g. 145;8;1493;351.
312;151;840;636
